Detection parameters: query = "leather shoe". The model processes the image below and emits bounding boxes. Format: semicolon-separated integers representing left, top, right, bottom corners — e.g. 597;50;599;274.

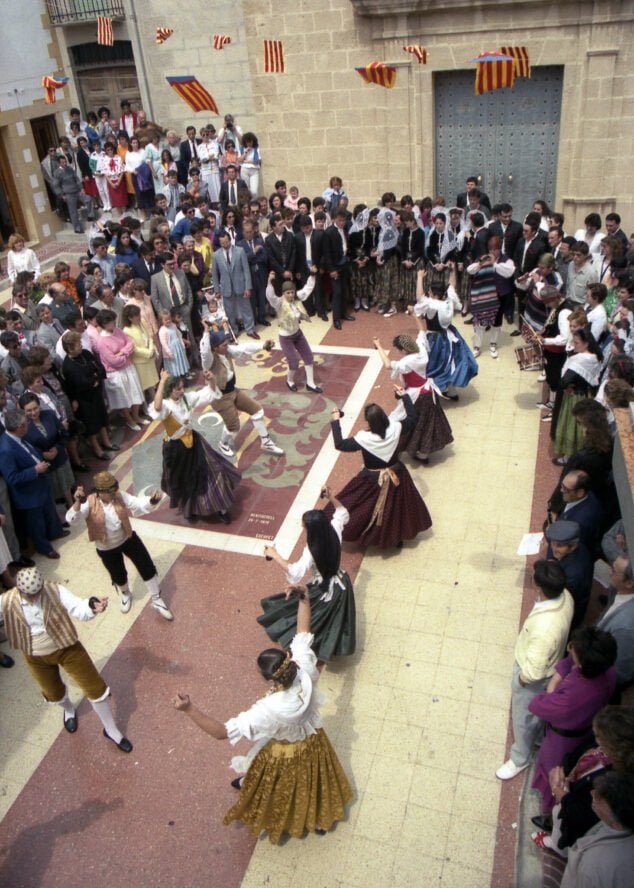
306;384;323;393
0;653;15;668
286;381;298;392
103;729;133;753
44;550;60;560
259;319;271;327
343;314;355;322
217;511;231;525
247;331;261;340
107;443;121;451
319;313;328;321
531;814;553;832
72;463;90;472
510;330;521;337
333;321;342;330
51;531;71;540
14;556;35;568
64;713;78;733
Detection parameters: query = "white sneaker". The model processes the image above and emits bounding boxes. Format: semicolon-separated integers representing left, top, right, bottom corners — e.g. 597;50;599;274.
151;596;174;621
119;590;132;614
496;759;529;780
126;423;141;432
139;418;151;426
537;372;546;382
383;306;397;318
260;436;284;455
489;345;498;359
219;440;234;458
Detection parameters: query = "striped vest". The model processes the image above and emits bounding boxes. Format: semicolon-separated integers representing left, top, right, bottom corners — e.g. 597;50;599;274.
1;584;78;655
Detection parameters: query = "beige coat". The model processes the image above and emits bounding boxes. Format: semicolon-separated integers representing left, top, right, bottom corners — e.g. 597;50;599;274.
514;591;574;683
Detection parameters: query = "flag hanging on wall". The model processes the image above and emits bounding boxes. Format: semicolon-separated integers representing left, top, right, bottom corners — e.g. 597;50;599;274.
403;45;428;64
42;75;69;104
97;16;114;46
499;46;531;79
166;75;219;114
471;52;515;96
156;27;174;45
355;62;397;89
263;40;285;73
213;34;232;50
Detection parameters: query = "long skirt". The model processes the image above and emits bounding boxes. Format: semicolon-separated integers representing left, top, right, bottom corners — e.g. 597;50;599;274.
326;462;432;549
374;255;400;306
49;457;74;500
400;265;419;305
107;178;129;208
552;391;588;456
404;390;454;457
161;431;241;518
258;571;356;661
223;728;353;844
426;328;479;391
425;265;450;296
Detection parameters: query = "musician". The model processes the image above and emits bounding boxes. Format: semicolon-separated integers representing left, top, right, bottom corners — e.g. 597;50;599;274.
466;235;515;359
532;286;574;415
511;214;547;337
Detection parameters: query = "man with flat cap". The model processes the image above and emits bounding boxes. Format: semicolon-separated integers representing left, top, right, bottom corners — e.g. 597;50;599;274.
546;520;594;630
0;566;132;751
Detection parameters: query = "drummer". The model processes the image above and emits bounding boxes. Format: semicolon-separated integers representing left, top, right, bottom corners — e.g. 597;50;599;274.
531;286;574;418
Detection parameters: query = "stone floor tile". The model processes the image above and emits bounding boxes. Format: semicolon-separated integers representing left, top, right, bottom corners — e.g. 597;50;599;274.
466;701;512;743
409;764;458;814
399;803;451;858
367;754;416;801
424;696;470;737
353;792;406;844
439;637;481;672
452;773;502;826
395;658;437;695
384;688;430;728
470;670;513;710
417;729;465;774
376;719;422;763
392;849;444;886
432;664;474;702
440;860;492;887
445;816;496;872
342;836;396;887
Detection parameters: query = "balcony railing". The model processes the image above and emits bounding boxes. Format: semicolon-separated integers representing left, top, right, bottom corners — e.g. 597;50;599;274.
45;0;125;26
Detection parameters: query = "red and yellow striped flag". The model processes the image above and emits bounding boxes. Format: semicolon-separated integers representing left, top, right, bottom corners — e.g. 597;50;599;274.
263;40;285;73
500;46;531;79
213;34;232;50
473;52;515;96
166;76;219;114
42;75;69;104
403;45;427;64
97;16;114;46
156;27;174;45
355;62;397;89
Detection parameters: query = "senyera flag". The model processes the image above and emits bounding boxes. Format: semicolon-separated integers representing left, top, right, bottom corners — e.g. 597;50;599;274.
500;46;531;79
403;45;427;64
156;28;174;45
263;40;285;73
213;34;232;50
97;16;114;46
471;51;515;96
355;62;397;89
42;75;69;104
166;75;219;114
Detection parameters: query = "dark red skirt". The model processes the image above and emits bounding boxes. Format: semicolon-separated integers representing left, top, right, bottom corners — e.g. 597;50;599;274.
325;462;432;549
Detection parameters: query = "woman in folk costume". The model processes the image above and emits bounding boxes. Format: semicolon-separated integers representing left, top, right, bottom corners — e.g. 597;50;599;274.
0;566;132;752
260;486;356;661
413;265;478;399
325;390;432;549
425;209;457;297
264;271;322;393
399;209;426;308
148;370;241;523
348;204;371;312
551;327;602;458
66;472;173;620
373;333;453;465
466;233;516;358
172;586;353;843
517;253;564;335
375;207;401;317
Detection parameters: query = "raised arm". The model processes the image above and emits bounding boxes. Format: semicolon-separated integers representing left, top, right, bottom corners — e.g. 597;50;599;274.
172;693;228;740
372;337;391;370
154;369;169;412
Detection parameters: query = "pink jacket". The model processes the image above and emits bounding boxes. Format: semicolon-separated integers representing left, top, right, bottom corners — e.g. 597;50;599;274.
94;329;134;372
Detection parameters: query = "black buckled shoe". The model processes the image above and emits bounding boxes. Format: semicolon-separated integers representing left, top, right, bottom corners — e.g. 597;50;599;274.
103;729;133;753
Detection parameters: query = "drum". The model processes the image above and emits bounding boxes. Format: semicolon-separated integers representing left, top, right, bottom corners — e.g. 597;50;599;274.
515;342;543;371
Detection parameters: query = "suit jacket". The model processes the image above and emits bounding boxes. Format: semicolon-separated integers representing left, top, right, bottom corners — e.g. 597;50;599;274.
237;236;268;288
219;178;249;212
35;320;64;361
456;190;492;212
597;597;634;687
177;138;201;184
488;219;523;259
514;234;547;277
150;268;193;316
322;225;348;271
294;229;326;273
40;155;58;188
0;433;52;510
211;245;252;297
130;255;161;286
557;493;604;554
265;230;297;277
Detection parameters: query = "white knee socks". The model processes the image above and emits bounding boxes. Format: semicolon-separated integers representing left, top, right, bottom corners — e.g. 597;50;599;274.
57;692;76;720
287;368;296;385
305;364;316;387
145;575;160;600
250;410;268;439
91;696;123;744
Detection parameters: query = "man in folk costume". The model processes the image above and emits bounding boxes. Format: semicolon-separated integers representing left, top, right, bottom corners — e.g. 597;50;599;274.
0;566;133;752
66;472;173;620
200;329;284;456
265;272;323;394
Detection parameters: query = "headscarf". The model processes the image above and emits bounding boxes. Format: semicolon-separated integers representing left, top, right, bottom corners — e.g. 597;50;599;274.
16;566;44;597
377;208;398;256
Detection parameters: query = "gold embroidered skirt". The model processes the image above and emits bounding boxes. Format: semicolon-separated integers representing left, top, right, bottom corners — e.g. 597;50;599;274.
223;728;353;844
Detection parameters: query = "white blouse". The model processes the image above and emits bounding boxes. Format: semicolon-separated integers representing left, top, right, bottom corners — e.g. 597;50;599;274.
286;506;349;600
7;248;40;283
148;388;214;439
224;632;323;774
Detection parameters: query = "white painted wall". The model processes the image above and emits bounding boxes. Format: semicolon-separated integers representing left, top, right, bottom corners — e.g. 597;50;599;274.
1;0;60;112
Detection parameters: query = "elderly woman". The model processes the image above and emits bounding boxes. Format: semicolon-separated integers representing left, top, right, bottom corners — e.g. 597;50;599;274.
261;486;356;661
61;331;116;460
148;370;241;523
528;627;617;822
91;309;146;432
19;391;75;506
326;391;432;549
66;473;172;620
172;585;352;842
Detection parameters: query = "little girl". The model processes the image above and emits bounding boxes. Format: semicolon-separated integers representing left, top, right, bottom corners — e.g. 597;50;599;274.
202;296;228;331
284;186;300;212
158;308;189;377
172;308;192;366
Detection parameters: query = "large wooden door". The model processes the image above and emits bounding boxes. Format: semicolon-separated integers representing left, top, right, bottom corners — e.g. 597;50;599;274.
77;66;141;118
434;66;564;217
0;130;28;246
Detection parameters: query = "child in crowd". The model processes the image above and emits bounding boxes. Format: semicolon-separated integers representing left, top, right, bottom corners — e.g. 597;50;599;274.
158;308;189;378
284;185;300;211
171;308;192;367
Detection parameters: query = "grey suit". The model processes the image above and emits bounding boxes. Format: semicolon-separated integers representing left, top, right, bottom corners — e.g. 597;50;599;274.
150;269;199;365
596;597;634;688
211;245;255;334
34;319;64;365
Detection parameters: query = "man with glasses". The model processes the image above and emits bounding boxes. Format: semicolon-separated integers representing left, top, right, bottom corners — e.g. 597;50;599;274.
10;284;38;331
552;469;604;554
150;253;200;365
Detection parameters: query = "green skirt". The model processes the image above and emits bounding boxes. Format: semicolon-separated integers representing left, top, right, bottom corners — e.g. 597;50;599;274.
554;392;587;456
257;571;356;661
